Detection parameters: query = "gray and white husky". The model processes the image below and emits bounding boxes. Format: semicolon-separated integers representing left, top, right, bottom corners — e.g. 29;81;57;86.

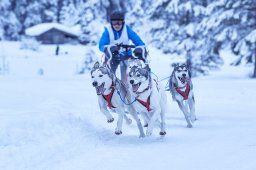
91;61;145;137
127;59;167;136
168;62;196;128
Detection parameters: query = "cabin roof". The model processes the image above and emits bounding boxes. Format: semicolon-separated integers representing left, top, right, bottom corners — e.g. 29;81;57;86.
25;23;81;37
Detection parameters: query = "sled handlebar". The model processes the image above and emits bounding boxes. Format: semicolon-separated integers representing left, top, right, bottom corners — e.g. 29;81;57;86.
116;43;136;50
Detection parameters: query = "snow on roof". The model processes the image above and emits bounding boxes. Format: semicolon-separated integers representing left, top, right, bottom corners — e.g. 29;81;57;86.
25;23;81;37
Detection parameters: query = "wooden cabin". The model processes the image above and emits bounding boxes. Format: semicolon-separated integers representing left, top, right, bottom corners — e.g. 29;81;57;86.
25;23;80;44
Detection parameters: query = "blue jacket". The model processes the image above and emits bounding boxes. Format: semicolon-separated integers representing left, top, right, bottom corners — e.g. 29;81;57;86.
99;25;145;54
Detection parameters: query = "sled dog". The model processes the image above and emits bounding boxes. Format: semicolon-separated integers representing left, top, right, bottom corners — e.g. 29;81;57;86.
168;62;196;128
127;59;167;136
91;61;145;137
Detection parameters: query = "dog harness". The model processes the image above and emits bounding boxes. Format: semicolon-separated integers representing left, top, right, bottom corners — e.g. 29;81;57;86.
136;96;151;112
135;76;153;112
102;87;116;109
175;80;190;100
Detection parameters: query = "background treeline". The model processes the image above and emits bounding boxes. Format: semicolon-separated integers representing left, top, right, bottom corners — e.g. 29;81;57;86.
0;0;255;77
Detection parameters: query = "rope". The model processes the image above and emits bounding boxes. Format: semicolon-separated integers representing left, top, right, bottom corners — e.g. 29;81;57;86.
150;71;170;83
111;73;137;106
158;76;171;82
150;71;159;81
117;91;137;105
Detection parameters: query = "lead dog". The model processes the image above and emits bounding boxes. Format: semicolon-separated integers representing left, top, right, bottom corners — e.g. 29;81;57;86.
168;62;196;128
91;61;145;137
127;59;167;136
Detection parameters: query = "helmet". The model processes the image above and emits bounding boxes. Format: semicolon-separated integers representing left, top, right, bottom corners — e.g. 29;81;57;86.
110;11;125;21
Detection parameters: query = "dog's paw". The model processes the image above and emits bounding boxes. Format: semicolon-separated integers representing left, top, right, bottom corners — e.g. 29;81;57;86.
159;131;166;136
107;118;114;123
187;124;193;128
115;130;122;135
126;118;132;125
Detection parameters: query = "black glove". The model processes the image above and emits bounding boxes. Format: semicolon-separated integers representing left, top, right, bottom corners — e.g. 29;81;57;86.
133;48;145;62
110;45;119;55
108;45;119;61
104;45;119;60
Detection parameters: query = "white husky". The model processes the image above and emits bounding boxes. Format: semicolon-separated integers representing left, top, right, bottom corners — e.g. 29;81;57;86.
127;59;167;136
91;61;145;137
168;62;196;128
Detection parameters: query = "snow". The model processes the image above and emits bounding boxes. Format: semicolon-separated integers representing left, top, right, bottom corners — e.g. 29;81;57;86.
0;41;256;170
25;23;81;37
246;30;256;43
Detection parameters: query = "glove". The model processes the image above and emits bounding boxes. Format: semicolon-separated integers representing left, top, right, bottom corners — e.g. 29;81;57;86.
110;45;119;55
133;47;146;62
104;45;120;60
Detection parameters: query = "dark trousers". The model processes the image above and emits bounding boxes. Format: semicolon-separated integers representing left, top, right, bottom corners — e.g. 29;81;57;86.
109;59;128;84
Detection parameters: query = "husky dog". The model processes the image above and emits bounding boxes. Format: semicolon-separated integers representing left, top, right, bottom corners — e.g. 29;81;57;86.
91;61;145;137
168;62;196;128
127;59;167;136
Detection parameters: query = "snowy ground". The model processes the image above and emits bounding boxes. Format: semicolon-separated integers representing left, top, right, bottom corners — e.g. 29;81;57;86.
0;42;255;170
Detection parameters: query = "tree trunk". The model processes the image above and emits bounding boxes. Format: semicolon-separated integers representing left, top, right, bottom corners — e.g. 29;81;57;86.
253;49;256;78
57;0;62;23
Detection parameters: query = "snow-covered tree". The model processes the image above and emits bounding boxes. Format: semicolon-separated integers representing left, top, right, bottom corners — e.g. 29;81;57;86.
13;0;58;35
146;0;217;76
23;1;44;28
41;0;58;23
60;1;78;26
0;0;21;40
198;0;256;77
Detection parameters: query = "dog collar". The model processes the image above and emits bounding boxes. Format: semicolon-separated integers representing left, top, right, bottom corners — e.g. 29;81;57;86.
175;80;190;100
136;96;151;112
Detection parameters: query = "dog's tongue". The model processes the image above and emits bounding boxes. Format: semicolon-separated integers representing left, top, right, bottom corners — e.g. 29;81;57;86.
132;83;140;92
180;77;186;84
96;83;105;94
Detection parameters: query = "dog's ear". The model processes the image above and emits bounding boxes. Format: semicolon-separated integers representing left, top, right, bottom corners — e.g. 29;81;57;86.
141;65;150;79
102;62;108;68
104;63;115;81
144;65;151;72
93;61;100;69
171;63;178;68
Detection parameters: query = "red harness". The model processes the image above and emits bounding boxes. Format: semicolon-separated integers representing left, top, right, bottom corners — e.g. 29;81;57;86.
175;81;190;100
102;87;116;109
136;96;151;111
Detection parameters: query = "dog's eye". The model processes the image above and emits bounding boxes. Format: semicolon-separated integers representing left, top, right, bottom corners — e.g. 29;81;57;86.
136;73;141;77
99;75;103;77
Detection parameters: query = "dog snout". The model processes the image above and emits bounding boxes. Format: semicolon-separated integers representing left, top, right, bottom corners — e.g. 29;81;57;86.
130;80;134;84
182;73;186;77
92;81;98;87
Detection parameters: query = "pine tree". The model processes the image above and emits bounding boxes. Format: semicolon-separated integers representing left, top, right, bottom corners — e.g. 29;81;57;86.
0;0;21;40
147;0;215;76
198;0;256;77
